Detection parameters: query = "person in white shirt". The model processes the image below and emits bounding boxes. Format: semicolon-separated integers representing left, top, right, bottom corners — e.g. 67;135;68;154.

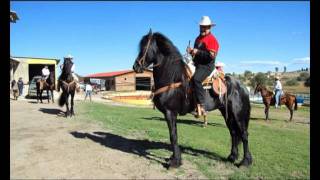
84;82;93;101
41;65;50;80
274;76;283;108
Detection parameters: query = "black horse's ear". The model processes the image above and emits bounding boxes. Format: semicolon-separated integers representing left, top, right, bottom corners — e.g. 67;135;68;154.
148;28;152;36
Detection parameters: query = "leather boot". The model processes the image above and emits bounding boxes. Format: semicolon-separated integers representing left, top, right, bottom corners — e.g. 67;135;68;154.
57;81;61;92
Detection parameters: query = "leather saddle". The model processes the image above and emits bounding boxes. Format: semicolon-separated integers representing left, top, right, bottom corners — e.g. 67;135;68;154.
184;61;227;96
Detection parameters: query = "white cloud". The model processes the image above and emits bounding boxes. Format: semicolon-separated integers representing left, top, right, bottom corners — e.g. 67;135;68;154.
239;60;282;66
292;57;310;64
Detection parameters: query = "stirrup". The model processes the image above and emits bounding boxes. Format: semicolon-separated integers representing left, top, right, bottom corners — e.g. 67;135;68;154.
197;104;207;117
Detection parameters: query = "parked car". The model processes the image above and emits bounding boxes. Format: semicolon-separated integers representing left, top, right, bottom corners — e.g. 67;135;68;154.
27;75;51;98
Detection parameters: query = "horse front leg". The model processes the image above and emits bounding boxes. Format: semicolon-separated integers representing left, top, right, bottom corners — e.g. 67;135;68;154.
40;90;43;103
70;92;75;116
65;94;70;117
164;110;182;168
51;89;54;103
265;104;270;121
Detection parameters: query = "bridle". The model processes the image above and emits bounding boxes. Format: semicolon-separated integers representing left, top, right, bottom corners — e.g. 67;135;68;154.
137;33;153;68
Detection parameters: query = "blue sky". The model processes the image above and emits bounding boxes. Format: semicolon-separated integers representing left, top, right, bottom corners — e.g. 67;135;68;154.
10;1;310;76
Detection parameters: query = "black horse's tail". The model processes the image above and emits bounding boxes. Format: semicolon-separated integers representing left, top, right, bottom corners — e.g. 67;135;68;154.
59;91;67;107
294;96;298;111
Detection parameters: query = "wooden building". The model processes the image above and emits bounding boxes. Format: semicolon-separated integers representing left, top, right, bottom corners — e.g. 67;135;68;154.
85;70;153;91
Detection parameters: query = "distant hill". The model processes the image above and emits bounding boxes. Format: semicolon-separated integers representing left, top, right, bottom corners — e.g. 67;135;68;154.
236;70;310;94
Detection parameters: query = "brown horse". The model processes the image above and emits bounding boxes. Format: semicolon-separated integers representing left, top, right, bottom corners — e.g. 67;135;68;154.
254;83;298;121
36;73;55;103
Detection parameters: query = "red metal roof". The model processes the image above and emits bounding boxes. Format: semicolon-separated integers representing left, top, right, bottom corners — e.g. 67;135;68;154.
85;70;133;78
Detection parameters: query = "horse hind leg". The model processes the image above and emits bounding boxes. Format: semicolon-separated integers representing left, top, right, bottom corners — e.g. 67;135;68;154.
287;103;294;122
228;128;241;163
219;108;239;163
51;89;54;103
47;89;50;103
229;107;252;167
237;130;252;167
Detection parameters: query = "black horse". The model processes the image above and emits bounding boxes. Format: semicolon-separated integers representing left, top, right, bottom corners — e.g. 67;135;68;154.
133;30;252;168
58;58;76;117
36;73;55;103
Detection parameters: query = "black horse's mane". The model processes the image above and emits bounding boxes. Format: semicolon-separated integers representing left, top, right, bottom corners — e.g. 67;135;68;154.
142;32;187;87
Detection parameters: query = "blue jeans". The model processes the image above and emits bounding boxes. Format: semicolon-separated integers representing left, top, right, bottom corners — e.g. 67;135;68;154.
18;87;23;96
85;90;92;101
275;89;282;107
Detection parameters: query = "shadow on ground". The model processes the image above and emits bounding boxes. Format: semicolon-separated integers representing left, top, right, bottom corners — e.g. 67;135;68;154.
142;117;226;128
39;108;65;116
70;131;228;169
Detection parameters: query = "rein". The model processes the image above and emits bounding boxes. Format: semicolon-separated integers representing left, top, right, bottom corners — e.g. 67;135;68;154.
153;82;182;96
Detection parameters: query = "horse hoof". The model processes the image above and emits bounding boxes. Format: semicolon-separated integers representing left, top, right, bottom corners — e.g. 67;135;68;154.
167;159;182;169
237;157;252;167
227;154;238;163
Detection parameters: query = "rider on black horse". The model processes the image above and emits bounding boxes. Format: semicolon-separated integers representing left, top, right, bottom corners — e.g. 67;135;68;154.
57;54;80;92
186;16;220;117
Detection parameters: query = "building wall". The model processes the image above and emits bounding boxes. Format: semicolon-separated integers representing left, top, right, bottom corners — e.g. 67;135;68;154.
13;61;29;83
115;72;135;91
135;71;154;87
10;57;60;96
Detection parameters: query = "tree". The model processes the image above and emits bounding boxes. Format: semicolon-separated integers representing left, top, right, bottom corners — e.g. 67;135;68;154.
275;67;279;73
244;70;252;80
283;66;287;73
238;74;246;83
249;72;268;88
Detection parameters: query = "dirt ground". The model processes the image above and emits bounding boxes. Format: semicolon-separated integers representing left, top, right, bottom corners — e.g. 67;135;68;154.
10;93;206;179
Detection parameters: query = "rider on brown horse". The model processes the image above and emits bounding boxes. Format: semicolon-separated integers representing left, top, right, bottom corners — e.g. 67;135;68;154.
274;76;283;108
186;16;219;117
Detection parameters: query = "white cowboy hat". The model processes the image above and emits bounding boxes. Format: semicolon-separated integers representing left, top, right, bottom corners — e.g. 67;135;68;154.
64;54;73;59
199;16;216;26
215;62;225;67
275;76;280;80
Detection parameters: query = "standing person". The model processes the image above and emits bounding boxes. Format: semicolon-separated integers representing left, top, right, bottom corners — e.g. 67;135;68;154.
17;77;24;96
84;82;93;102
274;76;283;108
11;79;19;100
186;15;219;117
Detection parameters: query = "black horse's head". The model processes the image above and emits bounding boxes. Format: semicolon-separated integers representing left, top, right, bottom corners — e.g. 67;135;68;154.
133;29;157;73
62;58;73;75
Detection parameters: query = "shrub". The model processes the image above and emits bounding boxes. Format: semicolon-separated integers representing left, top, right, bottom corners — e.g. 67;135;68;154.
297;72;310;81
285;79;299;86
304;77;310;87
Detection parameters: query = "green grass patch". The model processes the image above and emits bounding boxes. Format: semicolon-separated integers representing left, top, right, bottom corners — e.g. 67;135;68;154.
76;101;310;179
